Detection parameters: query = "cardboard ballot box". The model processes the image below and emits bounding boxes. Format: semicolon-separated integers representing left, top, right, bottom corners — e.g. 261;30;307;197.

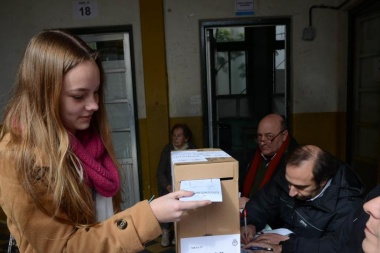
171;149;240;253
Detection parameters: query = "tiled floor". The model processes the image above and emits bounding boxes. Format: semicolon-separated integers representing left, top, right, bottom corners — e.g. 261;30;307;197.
0;221;175;253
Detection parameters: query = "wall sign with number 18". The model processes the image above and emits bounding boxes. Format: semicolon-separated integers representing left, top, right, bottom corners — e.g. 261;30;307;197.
73;0;99;19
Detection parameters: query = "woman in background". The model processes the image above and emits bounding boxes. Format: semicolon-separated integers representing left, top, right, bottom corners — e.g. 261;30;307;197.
0;30;210;253
156;123;197;246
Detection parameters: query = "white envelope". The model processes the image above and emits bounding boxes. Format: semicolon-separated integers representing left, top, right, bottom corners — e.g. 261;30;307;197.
180;234;241;253
179;178;223;202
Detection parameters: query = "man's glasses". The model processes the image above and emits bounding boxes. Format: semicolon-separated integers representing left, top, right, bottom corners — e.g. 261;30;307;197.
255;130;286;143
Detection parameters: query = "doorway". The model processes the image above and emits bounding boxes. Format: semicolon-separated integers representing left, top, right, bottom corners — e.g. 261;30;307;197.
200;18;291;171
70;26;140;210
348;0;380;195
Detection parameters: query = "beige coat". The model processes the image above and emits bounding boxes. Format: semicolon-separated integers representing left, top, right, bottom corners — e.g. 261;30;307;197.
0;135;161;252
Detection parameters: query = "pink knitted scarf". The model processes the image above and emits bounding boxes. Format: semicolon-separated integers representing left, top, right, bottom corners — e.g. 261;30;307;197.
69;129;120;197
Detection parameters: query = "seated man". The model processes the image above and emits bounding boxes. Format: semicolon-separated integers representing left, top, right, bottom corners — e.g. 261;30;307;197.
243;184;380;253
241;145;365;253
240;113;298;208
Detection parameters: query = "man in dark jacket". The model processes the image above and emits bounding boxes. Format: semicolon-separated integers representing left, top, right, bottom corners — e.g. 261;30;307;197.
239;114;298;209
241;145;365;253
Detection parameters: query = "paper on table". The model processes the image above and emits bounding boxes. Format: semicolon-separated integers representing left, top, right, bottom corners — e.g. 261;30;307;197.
179;178;222;202
256;228;293;236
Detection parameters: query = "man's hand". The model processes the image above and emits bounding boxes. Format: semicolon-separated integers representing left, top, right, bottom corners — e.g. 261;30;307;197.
243;241;282;253
239;197;249;209
254;233;289;245
241;224;256;244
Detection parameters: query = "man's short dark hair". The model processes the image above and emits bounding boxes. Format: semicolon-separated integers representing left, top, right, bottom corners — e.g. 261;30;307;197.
287;145;339;185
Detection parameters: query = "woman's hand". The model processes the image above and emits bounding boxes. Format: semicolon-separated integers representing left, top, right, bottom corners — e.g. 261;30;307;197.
150;190;211;223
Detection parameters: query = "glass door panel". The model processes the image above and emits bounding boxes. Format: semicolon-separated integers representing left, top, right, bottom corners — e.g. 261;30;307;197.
80;33;139;209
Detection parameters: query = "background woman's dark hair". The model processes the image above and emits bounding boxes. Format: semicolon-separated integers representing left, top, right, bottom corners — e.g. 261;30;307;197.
287;145;339;185
171;123;192;140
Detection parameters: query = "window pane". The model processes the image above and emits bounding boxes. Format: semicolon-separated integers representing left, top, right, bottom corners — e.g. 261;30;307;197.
87;40;125;61
275;49;286;70
239;97;251;117
276;25;286;41
112;131;131;159
106;103;130;129
214;27;245;42
99;40;125;61
231;51;246;94
216;51;230;95
217;98;236;118
105;72;127;100
102;60;125;70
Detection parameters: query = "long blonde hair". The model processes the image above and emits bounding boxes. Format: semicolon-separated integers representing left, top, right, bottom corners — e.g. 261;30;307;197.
0;30;121;226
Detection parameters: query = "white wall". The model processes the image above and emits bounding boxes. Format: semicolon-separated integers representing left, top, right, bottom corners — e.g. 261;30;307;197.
163;0;351;116
0;0;360;121
0;0;147;119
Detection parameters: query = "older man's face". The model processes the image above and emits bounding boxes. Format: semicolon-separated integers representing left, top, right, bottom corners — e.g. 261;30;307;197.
256;119;287;156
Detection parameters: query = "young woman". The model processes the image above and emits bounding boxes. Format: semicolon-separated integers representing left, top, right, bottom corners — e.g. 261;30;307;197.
0;30;211;252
